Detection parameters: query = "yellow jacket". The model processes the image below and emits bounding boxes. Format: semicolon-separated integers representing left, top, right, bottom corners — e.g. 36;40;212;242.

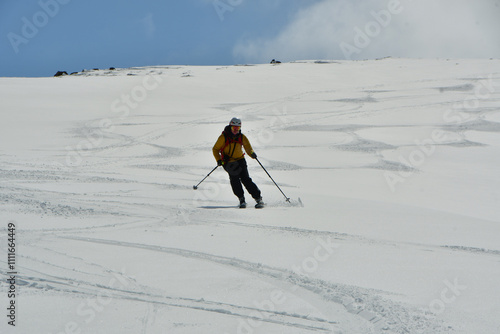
213;131;255;163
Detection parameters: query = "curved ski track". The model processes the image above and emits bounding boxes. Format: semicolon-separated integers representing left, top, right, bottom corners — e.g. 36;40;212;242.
59;235;449;334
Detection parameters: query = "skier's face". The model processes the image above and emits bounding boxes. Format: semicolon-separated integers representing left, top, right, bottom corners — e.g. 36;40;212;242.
231;126;240;135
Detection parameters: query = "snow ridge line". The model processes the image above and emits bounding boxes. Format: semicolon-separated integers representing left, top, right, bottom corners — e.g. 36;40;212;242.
62;235;448;333
441;245;500;256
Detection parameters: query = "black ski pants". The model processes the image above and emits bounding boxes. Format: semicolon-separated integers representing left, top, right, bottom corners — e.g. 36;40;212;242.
223;158;261;200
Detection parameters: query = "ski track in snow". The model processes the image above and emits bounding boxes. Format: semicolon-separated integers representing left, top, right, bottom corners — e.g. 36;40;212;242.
1;267;335;332
6;231;447;334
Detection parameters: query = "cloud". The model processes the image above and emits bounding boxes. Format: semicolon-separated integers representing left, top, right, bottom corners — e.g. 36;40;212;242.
233;0;500;63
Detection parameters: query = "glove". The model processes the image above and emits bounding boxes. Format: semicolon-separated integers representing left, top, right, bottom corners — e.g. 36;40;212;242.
250;152;257;159
217;159;223;166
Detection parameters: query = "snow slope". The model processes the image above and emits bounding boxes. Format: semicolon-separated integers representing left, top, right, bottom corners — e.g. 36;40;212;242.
1;58;500;334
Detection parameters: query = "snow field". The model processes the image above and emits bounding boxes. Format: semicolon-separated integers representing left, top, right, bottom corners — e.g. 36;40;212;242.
1;58;500;333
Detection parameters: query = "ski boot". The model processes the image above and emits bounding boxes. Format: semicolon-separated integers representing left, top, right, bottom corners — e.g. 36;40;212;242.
239;197;247;209
255;197;264;209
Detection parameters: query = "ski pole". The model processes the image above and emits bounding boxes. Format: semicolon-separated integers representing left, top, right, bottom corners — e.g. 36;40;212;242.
193;165;219;190
255;157;290;202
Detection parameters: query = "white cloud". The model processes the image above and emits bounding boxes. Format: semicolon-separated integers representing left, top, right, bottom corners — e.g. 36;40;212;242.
233;0;500;63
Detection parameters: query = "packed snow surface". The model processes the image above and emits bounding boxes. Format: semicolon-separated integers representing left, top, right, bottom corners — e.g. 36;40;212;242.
1;58;500;333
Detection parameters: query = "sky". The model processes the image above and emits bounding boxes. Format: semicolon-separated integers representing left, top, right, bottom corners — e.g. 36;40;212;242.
1;0;500;77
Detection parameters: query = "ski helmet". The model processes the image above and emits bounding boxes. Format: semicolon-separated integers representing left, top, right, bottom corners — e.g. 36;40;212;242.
229;117;241;127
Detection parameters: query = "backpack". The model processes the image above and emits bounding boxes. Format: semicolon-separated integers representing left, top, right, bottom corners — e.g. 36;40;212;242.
220;125;243;162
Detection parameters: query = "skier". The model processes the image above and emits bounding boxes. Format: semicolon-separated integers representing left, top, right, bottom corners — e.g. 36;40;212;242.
213;118;264;208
